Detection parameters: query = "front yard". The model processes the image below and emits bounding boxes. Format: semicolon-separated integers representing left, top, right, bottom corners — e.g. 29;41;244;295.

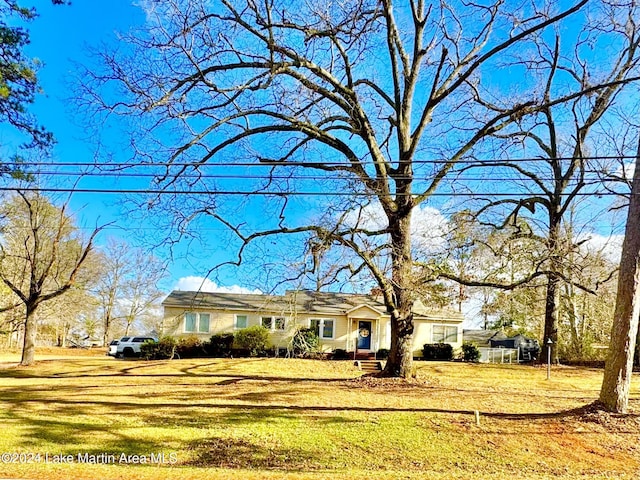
0;350;639;479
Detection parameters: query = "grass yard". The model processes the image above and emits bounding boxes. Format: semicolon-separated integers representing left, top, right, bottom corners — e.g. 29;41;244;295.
0;349;639;479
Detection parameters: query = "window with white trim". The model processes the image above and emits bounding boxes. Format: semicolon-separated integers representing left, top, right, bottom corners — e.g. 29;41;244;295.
184;312;210;333
310;318;335;340
432;324;458;343
235;314;248;329
261;316;286;331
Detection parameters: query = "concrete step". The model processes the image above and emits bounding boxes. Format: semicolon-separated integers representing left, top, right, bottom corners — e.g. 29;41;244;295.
355;360;383;372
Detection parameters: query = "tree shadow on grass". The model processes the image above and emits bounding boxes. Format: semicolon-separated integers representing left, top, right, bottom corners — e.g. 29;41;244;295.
4;408;167;455
183;436;324;470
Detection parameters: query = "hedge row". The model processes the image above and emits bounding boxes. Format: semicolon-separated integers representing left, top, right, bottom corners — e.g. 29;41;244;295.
140;325;322;360
140;325;272;360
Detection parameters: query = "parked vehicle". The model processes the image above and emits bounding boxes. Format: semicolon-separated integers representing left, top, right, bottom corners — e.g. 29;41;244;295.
114;336;156;358
107;339;119;357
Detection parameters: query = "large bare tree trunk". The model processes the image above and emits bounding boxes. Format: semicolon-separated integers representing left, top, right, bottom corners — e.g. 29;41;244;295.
599;140;640;413
20;303;38;366
542;216;562;362
383;211;415;378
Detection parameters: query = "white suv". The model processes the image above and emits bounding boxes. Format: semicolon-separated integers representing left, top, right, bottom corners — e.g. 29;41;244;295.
115;336;156;358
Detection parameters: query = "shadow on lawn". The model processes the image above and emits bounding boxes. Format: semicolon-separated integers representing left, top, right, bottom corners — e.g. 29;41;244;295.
183;436;324;470
3;386;633;421
0;359;354;385
4;408;167;455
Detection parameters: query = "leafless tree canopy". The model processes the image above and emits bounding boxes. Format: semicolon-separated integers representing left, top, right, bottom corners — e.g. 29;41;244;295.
81;0;640;377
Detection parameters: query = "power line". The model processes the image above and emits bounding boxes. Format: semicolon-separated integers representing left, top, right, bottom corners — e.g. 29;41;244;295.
14;169;610;183
0;186;625;197
6;154;638;168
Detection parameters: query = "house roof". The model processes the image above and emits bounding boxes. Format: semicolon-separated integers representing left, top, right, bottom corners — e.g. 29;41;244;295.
462;329;508;346
163;289;464;322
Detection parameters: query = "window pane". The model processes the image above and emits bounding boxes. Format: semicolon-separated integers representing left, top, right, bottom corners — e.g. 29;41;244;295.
185;313;196;332
261;317;272;329
275;317;285;330
310;319;320;336
199;313;210;333
236;315;248;329
445;326;458;343
432;325;444;343
322;320;334;339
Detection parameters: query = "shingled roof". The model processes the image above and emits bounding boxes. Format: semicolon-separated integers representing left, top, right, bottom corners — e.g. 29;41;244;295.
163;289;462;321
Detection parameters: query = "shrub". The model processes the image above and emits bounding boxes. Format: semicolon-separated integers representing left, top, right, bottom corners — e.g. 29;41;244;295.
290;327;319;357
140;336;176;360
176;335;206;358
376;348;390;360
206;333;235;357
332;348;349;360
234;325;270;357
422;343;453;361
461;342;481;362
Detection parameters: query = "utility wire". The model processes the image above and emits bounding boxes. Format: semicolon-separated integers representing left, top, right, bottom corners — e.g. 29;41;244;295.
13;169;612;183
5;154;638;168
0;187;626;197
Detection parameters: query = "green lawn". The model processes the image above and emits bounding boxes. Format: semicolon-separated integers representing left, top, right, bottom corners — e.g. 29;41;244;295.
0;351;639;479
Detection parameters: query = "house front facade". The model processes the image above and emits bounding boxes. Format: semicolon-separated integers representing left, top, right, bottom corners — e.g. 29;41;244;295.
161;290;464;358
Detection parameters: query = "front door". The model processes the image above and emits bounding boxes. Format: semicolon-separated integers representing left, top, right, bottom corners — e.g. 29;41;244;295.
357;321;372;350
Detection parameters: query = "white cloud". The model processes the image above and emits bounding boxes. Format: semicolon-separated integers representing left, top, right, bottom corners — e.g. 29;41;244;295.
411;205;449;253
173;276;263;295
345;203;448;254
579;233;624;264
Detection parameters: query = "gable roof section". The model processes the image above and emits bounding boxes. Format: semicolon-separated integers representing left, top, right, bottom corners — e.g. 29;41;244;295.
345;304;386;317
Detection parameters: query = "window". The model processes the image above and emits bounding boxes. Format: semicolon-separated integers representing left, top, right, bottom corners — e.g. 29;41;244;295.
310;318;335;340
235;314;248;329
199;314;210;333
261;316;286;331
185;313;196;332
432;325;458;343
184;312;210;333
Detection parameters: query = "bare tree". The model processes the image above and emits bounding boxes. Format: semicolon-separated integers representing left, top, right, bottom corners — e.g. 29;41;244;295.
599;137;640;412
95;239;166;343
82;0;621;377
0;191;104;365
458;0;640;360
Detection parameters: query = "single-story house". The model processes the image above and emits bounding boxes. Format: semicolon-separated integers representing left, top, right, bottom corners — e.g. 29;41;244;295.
463;329;540;363
161;289;464;358
462;329;508;347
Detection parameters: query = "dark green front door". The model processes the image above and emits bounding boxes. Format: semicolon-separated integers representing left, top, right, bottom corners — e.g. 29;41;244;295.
357;321;372;350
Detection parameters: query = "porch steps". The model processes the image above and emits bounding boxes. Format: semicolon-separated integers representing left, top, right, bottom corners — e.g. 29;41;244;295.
355;360;383;373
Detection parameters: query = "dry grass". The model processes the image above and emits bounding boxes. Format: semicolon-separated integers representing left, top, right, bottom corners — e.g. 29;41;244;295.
0;348;639;479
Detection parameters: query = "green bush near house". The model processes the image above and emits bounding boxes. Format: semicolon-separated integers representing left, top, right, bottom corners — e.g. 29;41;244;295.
207;333;235;357
461;342;481;362
376;348;390;360
290;327;319;357
234;325;271;357
422;343;453;361
177;335;206;358
140;336;177;360
332;348;349;360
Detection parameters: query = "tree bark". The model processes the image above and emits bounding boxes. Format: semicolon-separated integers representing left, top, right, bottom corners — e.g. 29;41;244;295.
599;139;640;413
20;303;38;366
383;210;415;378
542;215;562;362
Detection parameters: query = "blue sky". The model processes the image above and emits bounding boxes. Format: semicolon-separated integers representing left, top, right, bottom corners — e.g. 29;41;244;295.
9;1;244;293
2;1;629;325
